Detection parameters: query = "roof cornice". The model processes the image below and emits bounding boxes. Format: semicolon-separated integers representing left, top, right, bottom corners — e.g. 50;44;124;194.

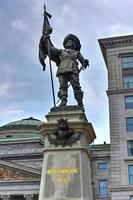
98;34;133;66
99;35;133;48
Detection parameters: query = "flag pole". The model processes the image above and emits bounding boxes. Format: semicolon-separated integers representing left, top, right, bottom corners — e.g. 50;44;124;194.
47;40;56;107
43;4;56;107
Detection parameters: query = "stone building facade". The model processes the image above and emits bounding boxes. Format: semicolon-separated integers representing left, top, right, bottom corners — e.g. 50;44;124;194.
99;34;133;200
0;117;43;200
0;34;133;200
0;117;111;200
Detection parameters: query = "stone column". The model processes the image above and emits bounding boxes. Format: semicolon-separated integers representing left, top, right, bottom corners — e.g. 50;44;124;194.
1;196;10;200
39;106;96;200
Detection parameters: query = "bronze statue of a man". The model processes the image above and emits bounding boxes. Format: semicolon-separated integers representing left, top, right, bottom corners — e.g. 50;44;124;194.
39;6;89;110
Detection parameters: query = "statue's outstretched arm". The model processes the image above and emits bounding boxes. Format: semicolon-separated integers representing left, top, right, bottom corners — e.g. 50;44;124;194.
45;38;61;66
39;4;61;70
39;36;61;70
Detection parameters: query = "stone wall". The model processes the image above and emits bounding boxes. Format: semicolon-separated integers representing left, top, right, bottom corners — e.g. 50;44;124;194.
106;39;133;199
91;146;111;200
0;143;43;156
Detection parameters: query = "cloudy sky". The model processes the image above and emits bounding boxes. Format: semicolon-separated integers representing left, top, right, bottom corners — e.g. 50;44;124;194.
0;0;133;144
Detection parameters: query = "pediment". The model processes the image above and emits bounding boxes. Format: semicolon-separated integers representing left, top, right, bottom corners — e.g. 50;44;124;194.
0;160;41;180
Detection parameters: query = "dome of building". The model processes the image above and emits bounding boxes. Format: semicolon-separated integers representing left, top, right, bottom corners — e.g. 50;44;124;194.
0;117;42;131
0;117;44;144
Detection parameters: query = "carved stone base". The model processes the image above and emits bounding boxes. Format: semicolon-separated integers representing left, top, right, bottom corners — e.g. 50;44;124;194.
39;147;93;200
39;106;96;200
39;106;96;145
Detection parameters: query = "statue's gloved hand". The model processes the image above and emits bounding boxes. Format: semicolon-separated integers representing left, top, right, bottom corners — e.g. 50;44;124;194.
82;59;89;70
43;34;50;42
42;63;46;71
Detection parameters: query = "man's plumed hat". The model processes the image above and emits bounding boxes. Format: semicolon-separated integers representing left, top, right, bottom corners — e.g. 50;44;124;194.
63;34;81;51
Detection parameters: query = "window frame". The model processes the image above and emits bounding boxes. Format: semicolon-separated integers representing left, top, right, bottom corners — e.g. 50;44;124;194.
98;163;108;170
121;56;133;69
130;195;133;200
127;140;133;156
128;165;133;185
125;96;133;109
121;55;133;89
123;75;133;89
126;117;133;132
99;180;108;196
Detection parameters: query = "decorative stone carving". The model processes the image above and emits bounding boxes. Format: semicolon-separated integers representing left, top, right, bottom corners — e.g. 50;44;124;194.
48;119;80;147
100;38;133;48
0;168;31;180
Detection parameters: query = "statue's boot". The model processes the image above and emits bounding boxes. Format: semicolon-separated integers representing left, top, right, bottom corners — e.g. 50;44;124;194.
59;95;67;106
75;91;85;111
78;101;85;112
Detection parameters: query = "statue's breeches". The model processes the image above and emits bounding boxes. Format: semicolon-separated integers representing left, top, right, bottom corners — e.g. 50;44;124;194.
58;73;81;98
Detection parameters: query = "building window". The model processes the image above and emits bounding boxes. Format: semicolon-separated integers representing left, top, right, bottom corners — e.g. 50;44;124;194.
127;141;133;156
125;96;133;109
123;75;133;89
99;180;108;196
130;196;133;200
98;163;107;170
129;165;133;184
121;56;133;69
126;118;133;131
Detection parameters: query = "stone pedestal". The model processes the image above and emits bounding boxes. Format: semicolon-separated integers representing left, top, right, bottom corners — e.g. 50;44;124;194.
39;106;96;200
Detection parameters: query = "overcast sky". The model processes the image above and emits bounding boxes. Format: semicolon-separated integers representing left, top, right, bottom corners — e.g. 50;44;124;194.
0;0;133;144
